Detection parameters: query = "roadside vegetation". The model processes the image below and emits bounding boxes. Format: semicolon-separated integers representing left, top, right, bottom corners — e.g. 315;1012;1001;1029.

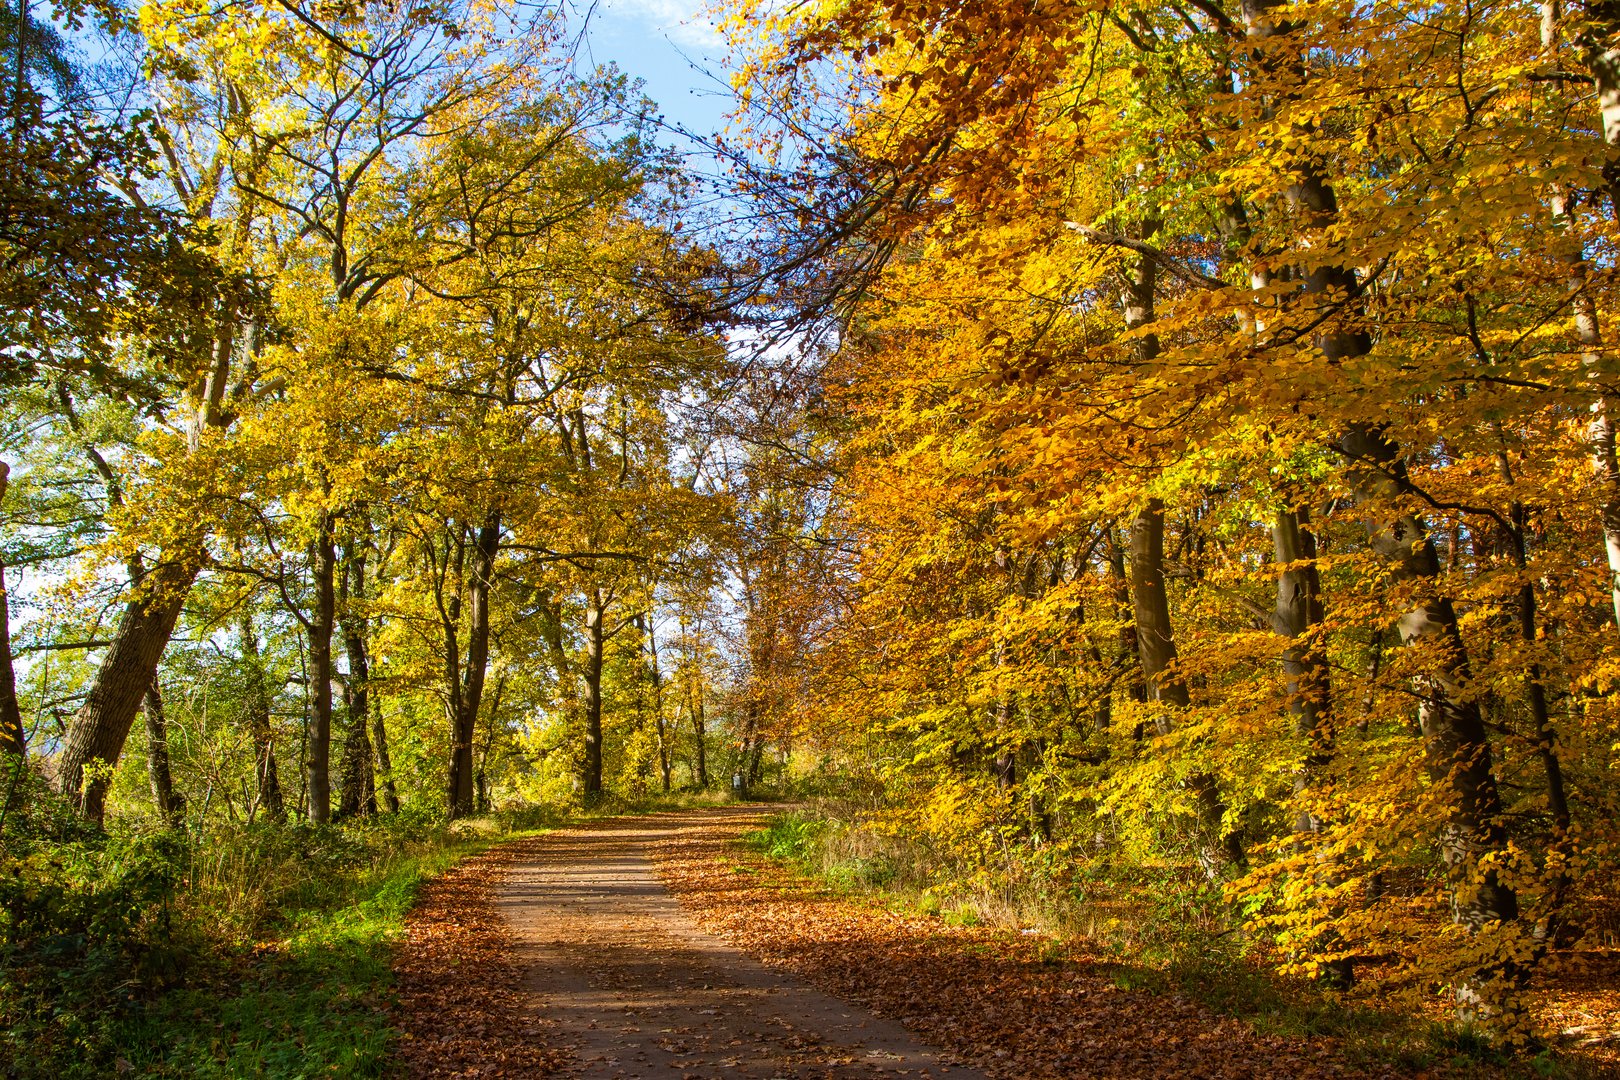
743;806;1614;1079
0;768;563;1078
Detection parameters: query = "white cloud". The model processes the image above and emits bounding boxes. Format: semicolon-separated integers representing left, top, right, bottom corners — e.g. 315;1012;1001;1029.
598;0;725;52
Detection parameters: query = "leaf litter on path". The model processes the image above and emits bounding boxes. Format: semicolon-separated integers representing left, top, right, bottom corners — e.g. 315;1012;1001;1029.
393;842;572;1077
650;811;1422;1080
392;809;1614;1078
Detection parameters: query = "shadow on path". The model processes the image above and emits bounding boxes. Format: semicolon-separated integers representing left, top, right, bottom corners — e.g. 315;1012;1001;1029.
498;808;984;1080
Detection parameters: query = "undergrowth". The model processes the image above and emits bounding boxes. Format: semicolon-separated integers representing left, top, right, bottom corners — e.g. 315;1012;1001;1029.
0;770;563;1079
0;776;761;1078
741;806;1601;1080
582;785;758;816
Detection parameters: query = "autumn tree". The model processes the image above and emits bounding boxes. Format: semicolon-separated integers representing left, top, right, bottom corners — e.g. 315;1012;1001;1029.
726;0;1620;1032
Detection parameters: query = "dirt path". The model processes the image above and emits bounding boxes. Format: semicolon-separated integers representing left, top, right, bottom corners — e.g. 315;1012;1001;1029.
402;807;1616;1079
497;807;984;1080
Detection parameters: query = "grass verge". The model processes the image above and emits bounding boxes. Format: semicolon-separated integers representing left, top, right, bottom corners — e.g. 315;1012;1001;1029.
0;803;556;1080
110;826;528;1079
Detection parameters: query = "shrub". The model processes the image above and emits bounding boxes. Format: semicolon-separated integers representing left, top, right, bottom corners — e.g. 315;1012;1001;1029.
0;774;187;1076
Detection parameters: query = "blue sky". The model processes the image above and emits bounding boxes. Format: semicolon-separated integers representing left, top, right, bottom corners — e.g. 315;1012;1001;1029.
577;0;739;139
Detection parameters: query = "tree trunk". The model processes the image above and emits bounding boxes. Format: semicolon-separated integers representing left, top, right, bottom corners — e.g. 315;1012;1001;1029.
450;511;499;818
1129;499;1236;875
475;673;505;814
305;512;336;824
1272;506;1353;986
338;544;376;819
0;559;21;759
734;695;761;799
1497;451;1572;942
1273;507;1332;807
538;588;579;794
1120;216;1178;719
747;733;765;788
1106;527;1146;724
992;745;1017;790
54;299;242;821
1084;626;1112;732
143;683;184;826
373;710;399;814
1543;4;1620;623
0;464;23;759
1232;0;1519;1006
1336;428;1520;942
57;554;199;822
990;627;1017;789
690;662;709;788
1542;96;1619;628
1118;221;1239;874
581;588;605;800
642;615;672;794
1128;502;1187;717
1588;401;1620;628
239;608;283;820
439;528;465;813
987;547;1022;792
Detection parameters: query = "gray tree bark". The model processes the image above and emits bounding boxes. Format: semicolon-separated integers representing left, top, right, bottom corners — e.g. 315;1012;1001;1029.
57;555;198;822
1559;2;1620;625
1237;0;1519;997
1118;218;1240;876
449;511;499;817
56;305;240;821
1336;428;1519;943
305;512;336;824
143;683;184;826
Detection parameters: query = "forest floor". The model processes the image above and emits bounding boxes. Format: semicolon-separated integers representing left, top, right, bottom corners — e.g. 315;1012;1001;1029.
392;806;1614;1079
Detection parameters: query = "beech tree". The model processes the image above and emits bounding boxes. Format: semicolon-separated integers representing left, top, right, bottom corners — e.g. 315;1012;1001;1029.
726;0;1620;1033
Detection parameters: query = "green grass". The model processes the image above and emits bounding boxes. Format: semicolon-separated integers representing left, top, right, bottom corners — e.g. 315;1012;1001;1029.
48;794;736;1077
0;805;548;1080
742;811;826;863
586;785;766;817
3;785;779;1079
109;834;508;1079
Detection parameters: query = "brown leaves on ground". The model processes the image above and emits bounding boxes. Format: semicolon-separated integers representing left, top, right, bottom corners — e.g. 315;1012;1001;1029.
649;816;1415;1080
1530;948;1620;1070
392;840;570;1078
388;814;1615;1079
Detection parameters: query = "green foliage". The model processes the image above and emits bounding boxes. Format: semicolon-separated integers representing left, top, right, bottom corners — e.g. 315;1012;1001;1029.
826;854;898;891
742;811;826;863
0;766;549;1078
109;826;506;1080
749;820;907;891
1;773;188;1073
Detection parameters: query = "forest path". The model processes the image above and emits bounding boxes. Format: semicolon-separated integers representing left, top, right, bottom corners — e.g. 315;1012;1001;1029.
497;807;985;1080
